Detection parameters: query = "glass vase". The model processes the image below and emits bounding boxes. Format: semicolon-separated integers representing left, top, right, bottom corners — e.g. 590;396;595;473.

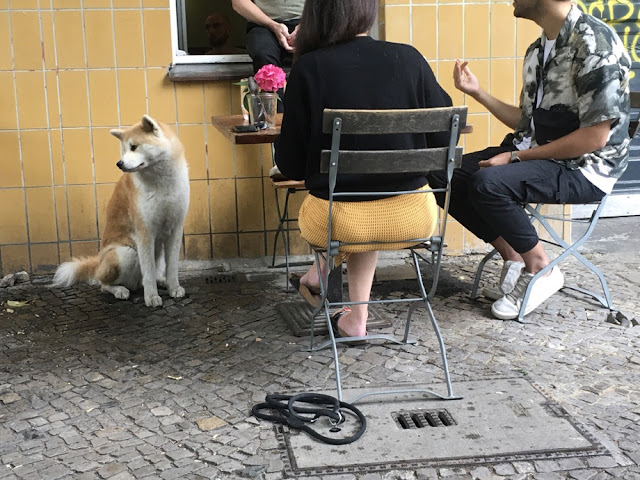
247;94;264;125
258;92;278;129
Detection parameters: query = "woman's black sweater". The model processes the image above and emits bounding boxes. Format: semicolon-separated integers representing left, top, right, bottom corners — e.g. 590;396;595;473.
274;36;453;200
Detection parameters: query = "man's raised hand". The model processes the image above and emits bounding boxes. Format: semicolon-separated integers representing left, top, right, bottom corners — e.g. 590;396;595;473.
453;59;481;98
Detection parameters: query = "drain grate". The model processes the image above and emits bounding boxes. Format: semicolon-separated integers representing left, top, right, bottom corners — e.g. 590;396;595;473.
204;272;237;284
393;409;456;429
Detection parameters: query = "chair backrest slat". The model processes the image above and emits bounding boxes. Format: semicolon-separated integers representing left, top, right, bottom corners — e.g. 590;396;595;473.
320;147;463;174
322;107;467;135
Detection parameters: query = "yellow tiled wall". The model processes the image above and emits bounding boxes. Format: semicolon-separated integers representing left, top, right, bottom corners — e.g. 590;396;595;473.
384;0;550;254
0;0;548;275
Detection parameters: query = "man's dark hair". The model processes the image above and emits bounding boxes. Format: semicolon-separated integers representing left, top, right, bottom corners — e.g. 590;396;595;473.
295;0;377;58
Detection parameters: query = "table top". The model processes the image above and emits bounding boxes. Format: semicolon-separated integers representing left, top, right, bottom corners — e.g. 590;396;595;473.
211;113;472;145
211;114;283;145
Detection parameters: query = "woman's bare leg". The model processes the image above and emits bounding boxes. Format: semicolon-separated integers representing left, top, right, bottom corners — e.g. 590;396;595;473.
337;251;378;337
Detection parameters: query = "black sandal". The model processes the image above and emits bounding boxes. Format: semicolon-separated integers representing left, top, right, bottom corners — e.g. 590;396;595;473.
289;274;322;307
330;309;366;346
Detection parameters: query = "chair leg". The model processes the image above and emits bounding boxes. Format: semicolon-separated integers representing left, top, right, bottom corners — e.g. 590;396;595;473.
520;203;616;320
270;188;284;268
271;187;293;290
470;249;499;300
411;250;456;399
310;247;461;403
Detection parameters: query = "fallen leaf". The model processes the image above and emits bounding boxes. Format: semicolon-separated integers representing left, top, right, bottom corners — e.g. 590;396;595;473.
7;300;28;308
167;375;183;381
6;308;14;313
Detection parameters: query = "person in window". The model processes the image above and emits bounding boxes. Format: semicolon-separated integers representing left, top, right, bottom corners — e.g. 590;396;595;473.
231;0;304;73
427;0;631;320
274;0;453;340
204;12;245;55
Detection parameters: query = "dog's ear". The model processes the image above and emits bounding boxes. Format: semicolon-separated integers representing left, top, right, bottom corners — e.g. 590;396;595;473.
110;129;124;140
141;115;160;135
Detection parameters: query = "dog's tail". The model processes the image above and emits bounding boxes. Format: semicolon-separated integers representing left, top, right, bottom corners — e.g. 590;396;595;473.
51;256;99;287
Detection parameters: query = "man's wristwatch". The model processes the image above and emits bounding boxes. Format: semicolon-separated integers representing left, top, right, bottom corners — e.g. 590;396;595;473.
510;151;521;163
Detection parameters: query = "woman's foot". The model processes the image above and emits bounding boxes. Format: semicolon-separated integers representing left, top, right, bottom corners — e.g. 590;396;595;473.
299;271;321;293
330;308;366;345
332;308;367;337
289;274;321;307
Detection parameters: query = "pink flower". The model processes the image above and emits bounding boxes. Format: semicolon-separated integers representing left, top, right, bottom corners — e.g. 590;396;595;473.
254;64;286;92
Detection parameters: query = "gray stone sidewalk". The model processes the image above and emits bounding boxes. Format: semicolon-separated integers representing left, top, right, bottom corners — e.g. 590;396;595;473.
1;218;639;480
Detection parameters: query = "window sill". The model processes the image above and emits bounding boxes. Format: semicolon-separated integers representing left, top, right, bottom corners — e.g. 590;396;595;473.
167;63;255;82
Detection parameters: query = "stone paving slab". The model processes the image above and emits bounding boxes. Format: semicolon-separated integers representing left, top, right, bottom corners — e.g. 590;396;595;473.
281;378;612;476
0;248;639;480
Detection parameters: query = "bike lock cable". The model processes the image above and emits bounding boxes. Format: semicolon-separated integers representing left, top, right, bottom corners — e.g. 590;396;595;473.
251;392;367;445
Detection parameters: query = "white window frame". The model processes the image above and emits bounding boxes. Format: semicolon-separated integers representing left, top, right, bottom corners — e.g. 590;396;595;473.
169;0;252;65
168;0;379;66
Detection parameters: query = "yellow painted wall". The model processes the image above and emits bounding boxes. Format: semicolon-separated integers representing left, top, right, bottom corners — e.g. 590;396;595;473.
0;0;547;275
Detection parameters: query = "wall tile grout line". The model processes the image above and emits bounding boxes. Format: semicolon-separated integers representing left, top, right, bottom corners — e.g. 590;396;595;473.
8;3;33;273
48;1;74;262
39;0;62;270
80;0;101;258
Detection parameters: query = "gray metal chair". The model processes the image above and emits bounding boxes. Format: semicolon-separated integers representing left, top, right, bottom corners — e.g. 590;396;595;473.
269;176;308;289
305;106;467;403
470;93;640;323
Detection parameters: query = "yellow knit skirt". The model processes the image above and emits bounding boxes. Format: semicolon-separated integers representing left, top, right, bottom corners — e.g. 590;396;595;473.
298;185;439;253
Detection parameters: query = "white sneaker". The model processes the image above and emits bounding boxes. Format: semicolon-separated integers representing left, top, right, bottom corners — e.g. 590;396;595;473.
482;260;525;300
491;267;564;320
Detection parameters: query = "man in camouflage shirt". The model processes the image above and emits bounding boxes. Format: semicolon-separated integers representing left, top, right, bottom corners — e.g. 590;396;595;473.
427;0;631;320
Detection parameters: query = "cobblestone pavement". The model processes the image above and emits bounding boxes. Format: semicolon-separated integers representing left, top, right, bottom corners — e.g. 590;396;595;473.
1;241;640;479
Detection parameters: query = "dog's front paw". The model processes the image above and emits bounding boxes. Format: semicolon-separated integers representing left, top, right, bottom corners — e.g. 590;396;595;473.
145;294;163;307
113;286;130;300
169;286;186;298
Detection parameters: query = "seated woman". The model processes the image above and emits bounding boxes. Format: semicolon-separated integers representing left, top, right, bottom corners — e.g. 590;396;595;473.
274;0;453;339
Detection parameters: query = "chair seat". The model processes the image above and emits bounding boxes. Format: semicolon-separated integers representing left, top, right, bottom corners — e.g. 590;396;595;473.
271;178;305;189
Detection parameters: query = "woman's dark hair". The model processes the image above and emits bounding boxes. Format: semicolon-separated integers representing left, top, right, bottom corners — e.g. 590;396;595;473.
294;0;377;58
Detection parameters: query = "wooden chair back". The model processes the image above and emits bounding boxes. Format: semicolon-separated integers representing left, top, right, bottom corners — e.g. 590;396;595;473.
320;107;467;177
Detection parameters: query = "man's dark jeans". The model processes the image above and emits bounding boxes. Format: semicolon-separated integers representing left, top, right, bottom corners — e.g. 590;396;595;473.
245;20;298;112
426;146;606;253
245;21;298;73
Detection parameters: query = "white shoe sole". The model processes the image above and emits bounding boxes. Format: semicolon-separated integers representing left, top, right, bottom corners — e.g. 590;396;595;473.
491;268;565;320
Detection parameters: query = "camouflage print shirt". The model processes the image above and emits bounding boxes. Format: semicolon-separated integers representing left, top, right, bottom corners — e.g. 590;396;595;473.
512;5;631;181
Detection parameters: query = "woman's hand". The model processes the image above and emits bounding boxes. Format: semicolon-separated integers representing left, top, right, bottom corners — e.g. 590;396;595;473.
478;151;511;168
288;25;299;51
453;59;481;98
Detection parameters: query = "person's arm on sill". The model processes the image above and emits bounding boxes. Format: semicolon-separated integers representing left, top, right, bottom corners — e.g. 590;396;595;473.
453;59;522;130
231;0;294;52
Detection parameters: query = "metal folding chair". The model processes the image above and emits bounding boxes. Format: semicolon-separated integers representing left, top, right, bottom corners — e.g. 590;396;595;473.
470;197;615;322
470;92;640;323
305;106;468;403
270;177;307;289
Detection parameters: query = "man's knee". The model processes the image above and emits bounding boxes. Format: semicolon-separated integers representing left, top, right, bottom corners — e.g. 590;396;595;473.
246;27;281;67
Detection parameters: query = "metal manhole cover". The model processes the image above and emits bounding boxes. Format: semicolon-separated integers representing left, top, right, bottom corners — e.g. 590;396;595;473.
272;378;613;477
276;301;391;336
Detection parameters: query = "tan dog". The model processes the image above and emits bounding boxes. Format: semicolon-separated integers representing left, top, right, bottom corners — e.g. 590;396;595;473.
52;115;190;307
